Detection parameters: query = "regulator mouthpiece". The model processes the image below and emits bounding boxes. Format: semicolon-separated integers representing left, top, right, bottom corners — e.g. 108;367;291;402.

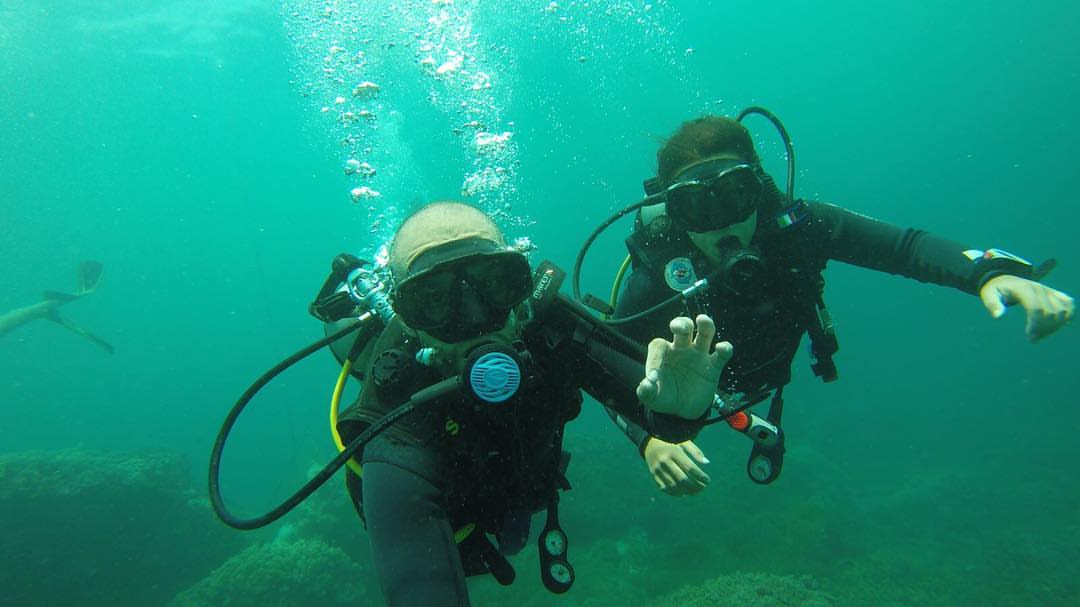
466;348;523;403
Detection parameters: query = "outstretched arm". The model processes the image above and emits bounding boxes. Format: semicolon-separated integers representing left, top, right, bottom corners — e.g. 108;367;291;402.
811;202;1074;341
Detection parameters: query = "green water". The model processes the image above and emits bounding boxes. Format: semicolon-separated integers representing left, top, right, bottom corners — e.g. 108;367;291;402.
1;2;1077;605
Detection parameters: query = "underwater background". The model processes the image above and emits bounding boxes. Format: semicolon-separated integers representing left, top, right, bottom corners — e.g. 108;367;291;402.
1;1;1077;605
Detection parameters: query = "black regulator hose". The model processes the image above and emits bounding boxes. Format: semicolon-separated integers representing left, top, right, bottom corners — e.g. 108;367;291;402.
737;106;796;204
571;194;663;303
595;265;725;327
211;372;459;530
209;319;366;530
599;291;688;326
570;196;720;326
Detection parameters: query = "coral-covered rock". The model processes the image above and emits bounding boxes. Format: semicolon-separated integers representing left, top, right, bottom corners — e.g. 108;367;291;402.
0;449;244;607
167;539;368;607
651;571;836;607
270;468;370;564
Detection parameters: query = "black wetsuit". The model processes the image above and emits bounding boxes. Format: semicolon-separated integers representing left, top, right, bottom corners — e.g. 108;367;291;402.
337;296;700;607
608;199;1035;453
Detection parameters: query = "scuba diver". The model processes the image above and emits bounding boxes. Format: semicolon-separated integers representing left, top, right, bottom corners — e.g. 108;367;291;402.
576;111;1074;492
210;200;732;607
0;260;114;353
339;201;733;606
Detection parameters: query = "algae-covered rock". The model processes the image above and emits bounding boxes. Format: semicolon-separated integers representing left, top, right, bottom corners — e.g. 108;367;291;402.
167;538;368;607
651;571;836;607
0;449;244;607
0;448;186;500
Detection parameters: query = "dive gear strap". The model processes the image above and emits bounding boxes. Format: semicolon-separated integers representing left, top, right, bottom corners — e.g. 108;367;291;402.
538;494;574;593
707;389;787;484
745;388;786;484
461;531;516;586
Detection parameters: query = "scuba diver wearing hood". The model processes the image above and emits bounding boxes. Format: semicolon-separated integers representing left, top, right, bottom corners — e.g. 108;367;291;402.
334;201;731;607
600;113;1073;491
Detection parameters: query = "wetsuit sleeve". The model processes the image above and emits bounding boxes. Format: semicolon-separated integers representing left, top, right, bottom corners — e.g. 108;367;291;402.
575;333;703;444
527;295;703;443
807;201;1035;294
603;405;652;457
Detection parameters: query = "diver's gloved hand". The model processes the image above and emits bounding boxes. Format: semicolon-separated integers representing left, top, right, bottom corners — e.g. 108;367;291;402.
979;275;1075;342
636;314;732;419
643;438;710;496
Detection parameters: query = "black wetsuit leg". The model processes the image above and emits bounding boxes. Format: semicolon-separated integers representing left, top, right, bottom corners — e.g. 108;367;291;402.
362;460;470;607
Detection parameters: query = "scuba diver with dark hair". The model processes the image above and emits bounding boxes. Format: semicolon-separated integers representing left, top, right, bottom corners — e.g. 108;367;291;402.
575;110;1073;492
210;200;733;607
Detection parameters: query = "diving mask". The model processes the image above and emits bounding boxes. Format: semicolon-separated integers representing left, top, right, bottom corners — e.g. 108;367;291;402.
664;159;764;232
393;239;533;343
